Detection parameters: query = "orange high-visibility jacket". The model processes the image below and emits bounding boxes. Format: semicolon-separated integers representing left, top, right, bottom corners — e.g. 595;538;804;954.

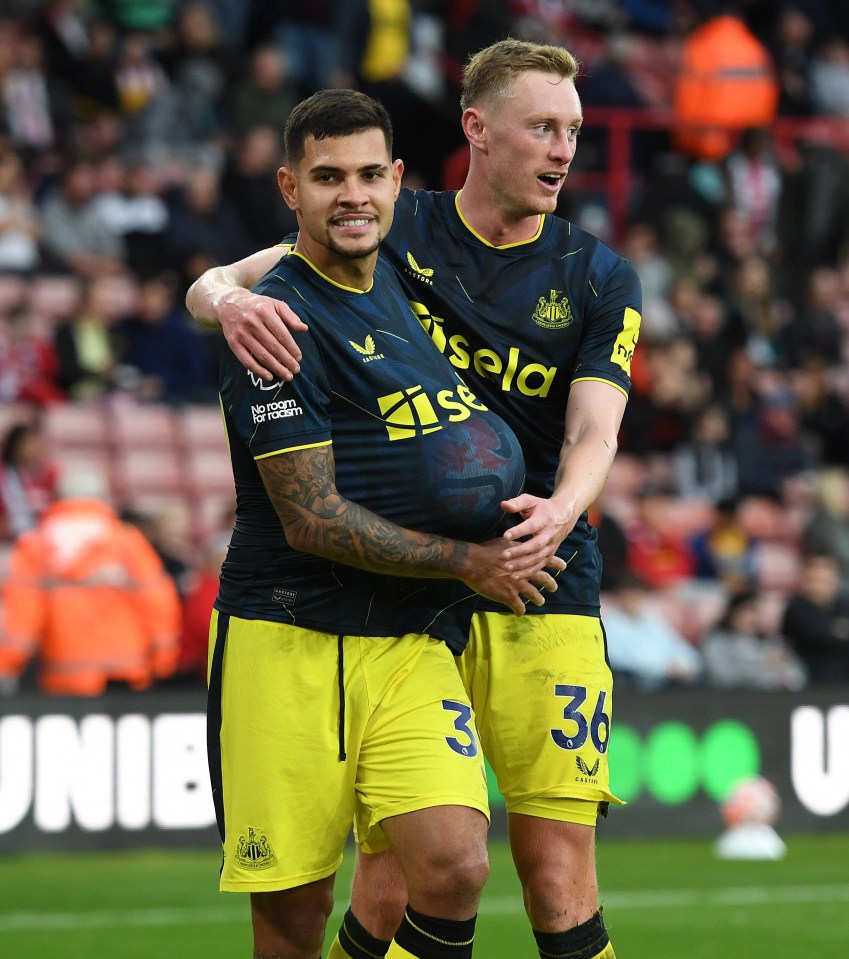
673;14;779;160
0;498;181;695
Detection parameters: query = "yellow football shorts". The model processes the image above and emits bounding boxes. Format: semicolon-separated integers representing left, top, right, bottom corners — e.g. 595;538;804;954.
457;611;624;826
207;611;489;893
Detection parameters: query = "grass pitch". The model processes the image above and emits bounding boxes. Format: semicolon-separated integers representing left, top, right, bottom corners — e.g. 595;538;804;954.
1;833;847;957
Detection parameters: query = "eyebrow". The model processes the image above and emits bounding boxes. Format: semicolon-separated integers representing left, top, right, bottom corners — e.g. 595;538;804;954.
309;162;388;175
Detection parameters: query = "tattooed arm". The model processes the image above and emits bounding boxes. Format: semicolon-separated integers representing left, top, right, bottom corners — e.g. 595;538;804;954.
258;445;564;616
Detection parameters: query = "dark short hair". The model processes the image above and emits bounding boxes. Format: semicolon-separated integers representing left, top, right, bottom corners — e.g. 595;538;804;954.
284;89;393;168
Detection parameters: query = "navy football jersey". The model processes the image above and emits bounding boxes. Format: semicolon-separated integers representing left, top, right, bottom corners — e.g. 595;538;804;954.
216;250;526;651
383;188;643;616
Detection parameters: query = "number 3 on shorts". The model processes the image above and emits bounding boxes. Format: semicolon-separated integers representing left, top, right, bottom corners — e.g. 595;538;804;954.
550;684;610;754
442;700;480;757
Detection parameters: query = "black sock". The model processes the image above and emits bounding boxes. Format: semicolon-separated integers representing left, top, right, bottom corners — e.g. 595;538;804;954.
533;910;610;959
393;905;476;959
337;907;391;959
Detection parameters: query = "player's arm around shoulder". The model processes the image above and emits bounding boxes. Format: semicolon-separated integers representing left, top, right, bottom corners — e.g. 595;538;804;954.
257;445;563;615
185;246;307;382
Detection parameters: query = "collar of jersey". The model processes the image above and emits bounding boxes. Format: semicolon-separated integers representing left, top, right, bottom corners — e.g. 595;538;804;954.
288;249;372;293
454;191;545;248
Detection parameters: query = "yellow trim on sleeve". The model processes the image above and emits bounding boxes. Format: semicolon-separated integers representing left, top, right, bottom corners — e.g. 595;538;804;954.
571;376;629;400
254;439;332;460
455;191;544;248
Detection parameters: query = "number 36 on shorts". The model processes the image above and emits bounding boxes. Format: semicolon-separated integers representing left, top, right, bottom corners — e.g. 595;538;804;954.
551;685;610;755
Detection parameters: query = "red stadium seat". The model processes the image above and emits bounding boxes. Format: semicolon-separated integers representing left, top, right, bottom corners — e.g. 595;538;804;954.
112;447;187;501
108;398;180;450
178;404;227;450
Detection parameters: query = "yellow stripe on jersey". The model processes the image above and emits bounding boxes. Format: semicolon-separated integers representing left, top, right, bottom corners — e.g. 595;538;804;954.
571;375;629;399
254;439;332;460
455;191;545;248
288;250;373;293
609;306;641;375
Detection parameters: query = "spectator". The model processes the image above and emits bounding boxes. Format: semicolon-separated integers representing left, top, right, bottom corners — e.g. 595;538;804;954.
224;44;297;140
781;552;849;683
725;255;790;369
117;28;206;166
0;418;58;541
588;502;630;593
624;486;697;589
175;529;229;682
117;270;216;404
38;159;126;278
686;291;746;398
53;274;126;399
0;302;65;405
602;572;703;690
164;165;252;287
159;0;232;151
689;497;755;591
723;126;782;257
66;17;121;120
672;6;778;161
620;335;705;456
702;588;807;690
810;37;849;117
673;403;739;503
0;144;42;273
221;126;297;251
90;157;170;279
769;5;816;117
793;357;849;467
785;267;844;368
732;384;816;500
1;29;62;156
801;468;849;590
0;464;181;695
273;0;340;96
121;499;194;599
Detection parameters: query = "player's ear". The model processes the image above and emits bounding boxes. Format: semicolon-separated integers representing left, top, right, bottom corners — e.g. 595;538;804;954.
391;158;404;199
278;166;298;210
462;108;487;151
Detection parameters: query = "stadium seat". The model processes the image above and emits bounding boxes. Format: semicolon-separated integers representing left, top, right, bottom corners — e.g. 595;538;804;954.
108;398;180;450
42;403;111;451
184;447;236;498
112;447;186;501
178;404;227;450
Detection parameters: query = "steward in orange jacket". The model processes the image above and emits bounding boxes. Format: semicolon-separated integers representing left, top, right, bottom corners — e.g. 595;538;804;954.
673;12;779;161
0;496;181;695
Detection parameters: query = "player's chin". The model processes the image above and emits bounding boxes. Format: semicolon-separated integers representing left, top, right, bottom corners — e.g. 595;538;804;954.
527;189;560;215
333;236;381;260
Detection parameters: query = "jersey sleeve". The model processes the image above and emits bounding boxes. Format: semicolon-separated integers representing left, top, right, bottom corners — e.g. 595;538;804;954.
572;256;642;398
219;278;333;460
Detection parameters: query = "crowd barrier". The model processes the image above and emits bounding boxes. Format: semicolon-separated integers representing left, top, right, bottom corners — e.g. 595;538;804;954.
574;108;849;240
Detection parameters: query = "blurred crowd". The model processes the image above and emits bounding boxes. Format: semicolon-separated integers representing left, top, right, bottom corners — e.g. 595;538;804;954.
2;0;849;696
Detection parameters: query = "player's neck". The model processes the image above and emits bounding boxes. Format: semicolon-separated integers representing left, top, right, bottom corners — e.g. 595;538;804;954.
293;237;376;292
456;183;542;247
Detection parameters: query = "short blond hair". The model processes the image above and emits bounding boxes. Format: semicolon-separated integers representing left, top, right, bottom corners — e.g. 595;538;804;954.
461;38;579;111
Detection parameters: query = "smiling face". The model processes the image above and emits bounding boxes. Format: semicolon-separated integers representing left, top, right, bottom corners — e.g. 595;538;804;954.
278;127;403;286
465;70;582;221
